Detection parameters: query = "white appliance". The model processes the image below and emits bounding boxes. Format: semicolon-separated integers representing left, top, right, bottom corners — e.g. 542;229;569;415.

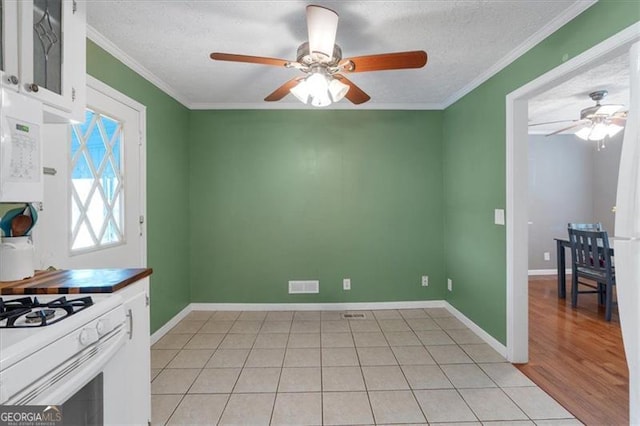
0;236;35;281
614;41;640;425
0;88;43;202
0;293;134;424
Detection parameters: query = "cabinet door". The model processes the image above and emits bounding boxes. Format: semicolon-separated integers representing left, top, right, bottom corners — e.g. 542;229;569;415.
122;278;151;425
0;0;19;91
19;0;84;120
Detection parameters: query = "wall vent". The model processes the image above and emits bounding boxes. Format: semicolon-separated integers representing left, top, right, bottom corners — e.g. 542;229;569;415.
288;280;319;294
342;313;366;319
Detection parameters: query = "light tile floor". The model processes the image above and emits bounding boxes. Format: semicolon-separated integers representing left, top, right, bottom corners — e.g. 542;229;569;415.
151;308;581;425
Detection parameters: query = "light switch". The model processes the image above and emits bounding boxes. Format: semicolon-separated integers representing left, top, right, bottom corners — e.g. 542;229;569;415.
494;209;505;225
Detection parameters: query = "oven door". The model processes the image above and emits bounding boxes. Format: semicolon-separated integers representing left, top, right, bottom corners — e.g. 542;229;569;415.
1;307;128;426
58;355;132;426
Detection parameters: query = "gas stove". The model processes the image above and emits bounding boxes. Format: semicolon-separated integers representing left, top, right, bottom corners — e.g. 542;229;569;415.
0;293;126;394
0;295;94;328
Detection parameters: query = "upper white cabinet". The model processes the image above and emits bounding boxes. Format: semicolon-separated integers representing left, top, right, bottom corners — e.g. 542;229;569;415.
1;0;85;123
0;1;19;88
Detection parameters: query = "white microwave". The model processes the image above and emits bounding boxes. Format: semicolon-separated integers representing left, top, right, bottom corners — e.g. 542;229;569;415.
0;88;43;202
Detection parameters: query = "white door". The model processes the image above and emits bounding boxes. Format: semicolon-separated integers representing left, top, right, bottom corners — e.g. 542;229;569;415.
35;76;146;269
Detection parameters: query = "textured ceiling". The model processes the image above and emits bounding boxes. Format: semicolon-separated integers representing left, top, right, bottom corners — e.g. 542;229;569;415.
528;53;630;134
86;0;590;109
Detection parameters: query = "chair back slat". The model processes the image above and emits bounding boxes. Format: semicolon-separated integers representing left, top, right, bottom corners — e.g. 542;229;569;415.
567;229;613;276
568;222;603;231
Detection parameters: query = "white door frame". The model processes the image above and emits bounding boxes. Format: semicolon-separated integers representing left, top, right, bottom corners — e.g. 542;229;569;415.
505;21;640;363
85;75;148;266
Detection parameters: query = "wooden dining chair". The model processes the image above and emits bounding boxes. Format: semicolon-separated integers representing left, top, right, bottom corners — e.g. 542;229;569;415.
567;228;616;321
568;222;603;231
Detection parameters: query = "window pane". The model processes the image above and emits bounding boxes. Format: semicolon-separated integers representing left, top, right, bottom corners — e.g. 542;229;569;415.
87;190;105;236
72;221;93;250
70;109;124;253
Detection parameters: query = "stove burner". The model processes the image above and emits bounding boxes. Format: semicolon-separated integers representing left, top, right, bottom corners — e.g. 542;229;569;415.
25;309;56;323
0;296;94;328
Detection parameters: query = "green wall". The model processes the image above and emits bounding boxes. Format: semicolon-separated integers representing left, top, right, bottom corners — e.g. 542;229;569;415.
443;1;640;344
189;110;445;303
83;0;638;339
87;40;191;333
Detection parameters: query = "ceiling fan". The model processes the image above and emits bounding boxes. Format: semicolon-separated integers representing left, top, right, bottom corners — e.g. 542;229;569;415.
210;5;428;107
529;90;628;141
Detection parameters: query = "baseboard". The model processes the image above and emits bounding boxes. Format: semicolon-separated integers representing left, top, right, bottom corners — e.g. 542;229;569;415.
444;302;508;358
149;300;447;344
528;268;572;276
149;299;510;354
190;300;447;311
150;304;192;345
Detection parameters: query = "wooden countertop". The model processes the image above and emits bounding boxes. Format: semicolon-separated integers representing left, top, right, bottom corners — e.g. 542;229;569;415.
0;268;153;295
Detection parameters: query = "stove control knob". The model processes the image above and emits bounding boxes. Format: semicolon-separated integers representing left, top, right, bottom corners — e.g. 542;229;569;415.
79;328;99;346
96;318;112;336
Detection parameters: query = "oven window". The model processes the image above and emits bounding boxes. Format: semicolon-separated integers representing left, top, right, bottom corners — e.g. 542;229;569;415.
62;373;103;426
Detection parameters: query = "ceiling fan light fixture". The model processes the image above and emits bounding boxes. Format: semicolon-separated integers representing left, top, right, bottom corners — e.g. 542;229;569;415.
310;90;331;107
575;127;592;141
290;80;310;104
607;123;624;138
306;71;330;95
307;73;331;107
290;71;342;107
588;122;609;141
328;78;349;102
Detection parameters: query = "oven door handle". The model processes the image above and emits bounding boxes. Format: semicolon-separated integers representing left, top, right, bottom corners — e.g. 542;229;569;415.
3;324;127;405
126;308;133;340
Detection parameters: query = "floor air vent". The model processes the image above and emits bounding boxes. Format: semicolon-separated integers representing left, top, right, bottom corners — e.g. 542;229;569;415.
288;280;319;294
342;313;366;319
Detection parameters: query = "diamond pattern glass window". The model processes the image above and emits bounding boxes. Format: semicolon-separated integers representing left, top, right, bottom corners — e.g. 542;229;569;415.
70;109;124;251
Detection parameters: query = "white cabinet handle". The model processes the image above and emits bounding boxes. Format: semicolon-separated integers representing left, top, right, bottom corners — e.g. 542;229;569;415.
126;309;134;340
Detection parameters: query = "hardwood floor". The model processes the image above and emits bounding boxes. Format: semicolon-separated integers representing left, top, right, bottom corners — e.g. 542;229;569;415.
516;275;628;425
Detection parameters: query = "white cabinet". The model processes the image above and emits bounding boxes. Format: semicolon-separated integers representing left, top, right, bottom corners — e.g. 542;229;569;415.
0;0;85;123
0;1;19;89
105;278;151;425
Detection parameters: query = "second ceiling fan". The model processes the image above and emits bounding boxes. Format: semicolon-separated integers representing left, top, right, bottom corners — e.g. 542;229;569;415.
210;5;428;107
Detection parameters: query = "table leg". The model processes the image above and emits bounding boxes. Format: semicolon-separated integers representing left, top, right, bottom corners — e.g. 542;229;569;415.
556;239;566;298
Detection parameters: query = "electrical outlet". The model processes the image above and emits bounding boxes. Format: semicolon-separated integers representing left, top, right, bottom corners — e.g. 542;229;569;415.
544;252;551;261
447;279;453;291
343;278;351;290
421;275;429;286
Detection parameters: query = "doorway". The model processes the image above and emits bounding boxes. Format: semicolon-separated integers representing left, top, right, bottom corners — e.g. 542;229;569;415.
505;22;639;420
505;23;638;361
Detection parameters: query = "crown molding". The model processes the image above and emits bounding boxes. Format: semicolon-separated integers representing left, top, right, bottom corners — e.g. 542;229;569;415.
188;102;446;110
87;25;191;108
443;0;598;108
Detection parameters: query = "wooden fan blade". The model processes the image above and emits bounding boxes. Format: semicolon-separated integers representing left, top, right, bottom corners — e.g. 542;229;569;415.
341;51;427;73
609;117;627;126
210;53;290;67
528;119;577;127
545;120;590;137
264;78;302;102
334;74;371;104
